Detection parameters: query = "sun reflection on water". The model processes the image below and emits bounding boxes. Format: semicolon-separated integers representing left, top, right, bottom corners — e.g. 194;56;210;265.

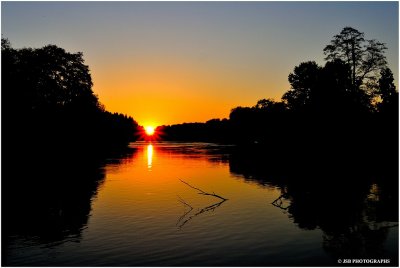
147;144;153;170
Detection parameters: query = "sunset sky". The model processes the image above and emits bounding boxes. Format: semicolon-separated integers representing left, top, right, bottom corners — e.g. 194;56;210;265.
2;2;398;127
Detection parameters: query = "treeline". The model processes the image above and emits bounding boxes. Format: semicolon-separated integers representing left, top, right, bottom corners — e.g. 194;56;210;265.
159;27;398;155
157;119;231;142
2;38;139;154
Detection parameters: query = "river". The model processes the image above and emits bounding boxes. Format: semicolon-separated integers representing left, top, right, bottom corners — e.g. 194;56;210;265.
4;142;398;266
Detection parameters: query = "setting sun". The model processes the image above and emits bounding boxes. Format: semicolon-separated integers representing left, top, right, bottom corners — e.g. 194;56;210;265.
145;126;155;136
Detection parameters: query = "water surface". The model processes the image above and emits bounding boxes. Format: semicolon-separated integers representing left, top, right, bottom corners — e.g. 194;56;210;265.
4;142;398;266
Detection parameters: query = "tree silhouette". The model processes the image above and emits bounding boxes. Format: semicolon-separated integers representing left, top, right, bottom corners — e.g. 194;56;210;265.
323;27;387;93
4;43;99;113
1;37;11;50
377;67;398;114
318;59;371;114
2;38;139;152
282;61;320;111
254;98;286;112
281;59;366;114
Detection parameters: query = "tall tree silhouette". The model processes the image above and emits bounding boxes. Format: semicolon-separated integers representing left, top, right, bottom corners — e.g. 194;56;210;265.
323;27;387;93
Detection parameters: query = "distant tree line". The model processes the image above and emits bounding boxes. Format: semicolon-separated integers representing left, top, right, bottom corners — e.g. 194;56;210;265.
2;38;139;154
157;119;231;142
160;27;398;156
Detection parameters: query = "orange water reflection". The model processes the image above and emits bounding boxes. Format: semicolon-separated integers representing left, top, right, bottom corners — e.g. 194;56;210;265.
92;142;283;233
147;144;153;170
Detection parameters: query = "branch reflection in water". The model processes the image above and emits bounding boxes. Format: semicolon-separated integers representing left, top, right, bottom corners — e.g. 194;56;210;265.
176;196;227;229
176;179;228;229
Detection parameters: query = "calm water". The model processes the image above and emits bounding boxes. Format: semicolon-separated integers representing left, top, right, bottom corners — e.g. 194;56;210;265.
4;142;398;266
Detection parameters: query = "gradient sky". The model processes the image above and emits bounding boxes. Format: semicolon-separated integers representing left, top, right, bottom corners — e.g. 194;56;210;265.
2;2;398;127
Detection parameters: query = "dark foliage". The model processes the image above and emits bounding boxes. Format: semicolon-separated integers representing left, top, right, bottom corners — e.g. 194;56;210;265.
282;61;321;111
158;118;232;143
2;38;139;155
378;67;399;115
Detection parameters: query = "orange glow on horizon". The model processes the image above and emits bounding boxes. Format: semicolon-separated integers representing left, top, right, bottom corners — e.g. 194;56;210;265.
91;60;285;126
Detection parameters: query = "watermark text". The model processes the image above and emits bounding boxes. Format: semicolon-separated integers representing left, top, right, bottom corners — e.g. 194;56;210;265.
338;259;390;264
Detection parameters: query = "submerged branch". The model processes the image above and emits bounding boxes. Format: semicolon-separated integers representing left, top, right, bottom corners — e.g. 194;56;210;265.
271;193;291;210
177;199;227;229
179;179;228;201
176;195;193;227
196;199;227;215
177;195;193;209
177;179;229;229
